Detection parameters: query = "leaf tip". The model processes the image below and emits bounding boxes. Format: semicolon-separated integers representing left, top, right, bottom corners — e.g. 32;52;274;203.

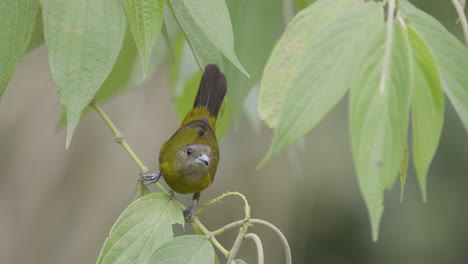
416;170;428;203
368;201;383;242
256;145;276;169
420;182;428;203
64;112;80;150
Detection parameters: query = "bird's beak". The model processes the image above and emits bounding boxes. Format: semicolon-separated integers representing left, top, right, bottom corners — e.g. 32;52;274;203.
194;153;210;166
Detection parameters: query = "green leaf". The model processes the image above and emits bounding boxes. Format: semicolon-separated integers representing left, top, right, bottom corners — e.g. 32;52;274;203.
97;193;184;264
43;0;127;147
144;235;215;264
123;0;164;77
407;26;444;202
0;0;39;98
224;0;282;120
259;0;384;166
258;0;366;129
167;0;223;70
401;0;468;131
26;7;44;54
350;23;412;241
96;29;138;103
56;30;139;128
133;181;151;201
168;0;248;77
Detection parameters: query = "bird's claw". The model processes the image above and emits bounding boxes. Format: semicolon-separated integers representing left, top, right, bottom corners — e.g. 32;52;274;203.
183;205;195;222
139;172;161;185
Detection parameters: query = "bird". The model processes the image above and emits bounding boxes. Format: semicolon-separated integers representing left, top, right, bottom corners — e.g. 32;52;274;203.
141;64;226;222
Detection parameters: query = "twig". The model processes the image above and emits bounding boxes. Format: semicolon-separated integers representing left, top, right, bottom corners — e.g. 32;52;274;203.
245;233;264;264
196;191;251;223
226;228;247;264
89;99;149;174
451;0;468;47
212;219;291;264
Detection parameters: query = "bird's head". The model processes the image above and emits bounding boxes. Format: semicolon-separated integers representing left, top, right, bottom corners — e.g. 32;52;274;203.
175;143;212;177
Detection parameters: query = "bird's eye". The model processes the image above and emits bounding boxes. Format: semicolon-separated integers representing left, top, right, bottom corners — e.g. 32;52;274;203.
187;148;193;156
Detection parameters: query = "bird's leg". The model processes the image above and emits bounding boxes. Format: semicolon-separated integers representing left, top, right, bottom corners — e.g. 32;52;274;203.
183;192;200;222
139;171;161;185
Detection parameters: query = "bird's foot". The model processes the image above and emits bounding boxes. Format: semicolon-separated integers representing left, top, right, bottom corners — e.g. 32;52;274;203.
139;172;161;185
183;205;196;222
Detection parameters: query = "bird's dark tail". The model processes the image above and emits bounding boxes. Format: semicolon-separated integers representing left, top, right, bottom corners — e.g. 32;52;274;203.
193;64;227;118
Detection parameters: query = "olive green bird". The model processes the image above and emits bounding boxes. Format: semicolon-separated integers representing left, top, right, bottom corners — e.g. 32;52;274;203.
141;64;226;221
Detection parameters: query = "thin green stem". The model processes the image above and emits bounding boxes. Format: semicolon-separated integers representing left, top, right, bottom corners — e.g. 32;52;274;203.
452;0;468;47
212;220;245;236
196;191;251;222
245;233;264;264
226;228;246;264
90;100;172;196
250;219;291;264
192;217;233;263
212;219;292;264
90;100;148;173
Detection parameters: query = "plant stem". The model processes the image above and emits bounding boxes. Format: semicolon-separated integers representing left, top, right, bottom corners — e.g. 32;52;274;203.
197;191;251;222
250;219;291;264
452;0;468;47
89;99;148;173
245;233;264;264
212;218;292;264
226;228;246;264
192;217;230;258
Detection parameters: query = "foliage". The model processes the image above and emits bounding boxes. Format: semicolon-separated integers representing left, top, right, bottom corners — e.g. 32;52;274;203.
1;0;467;261
258;0;468;239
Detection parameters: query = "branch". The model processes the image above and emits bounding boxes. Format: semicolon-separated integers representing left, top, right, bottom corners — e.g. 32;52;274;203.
212;218;292;264
245;233;264;264
226;228;247;264
452;0;468;47
196;191;251;223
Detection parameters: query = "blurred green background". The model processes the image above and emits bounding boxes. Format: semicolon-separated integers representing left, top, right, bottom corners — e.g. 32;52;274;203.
1;1;467;263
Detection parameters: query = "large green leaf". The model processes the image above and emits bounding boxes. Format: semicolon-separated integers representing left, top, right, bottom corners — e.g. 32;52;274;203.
168;1;223;71
144;235;215;264
96;30;138;103
350;23;412;240
224;0;282;121
168;0;248;77
401;0;468;131
259;0;384;166
26;7;44;54
258;0;365;129
123;0;164;76
97;193;184;264
408;26;444;202
43;0;127;147
0;0;39;98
